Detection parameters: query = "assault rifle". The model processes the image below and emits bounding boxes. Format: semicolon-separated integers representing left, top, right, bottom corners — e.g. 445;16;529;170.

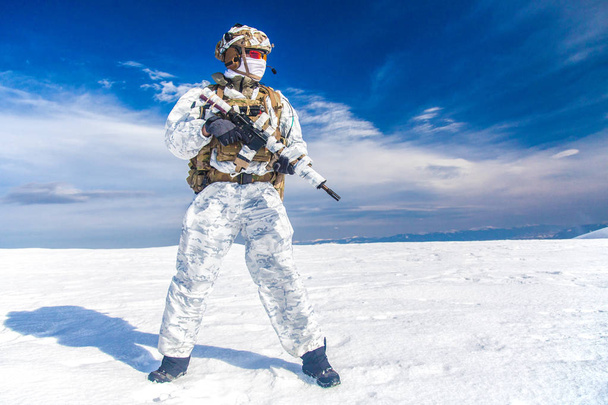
199;88;341;201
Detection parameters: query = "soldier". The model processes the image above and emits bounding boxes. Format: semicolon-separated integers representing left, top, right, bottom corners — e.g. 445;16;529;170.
148;24;340;388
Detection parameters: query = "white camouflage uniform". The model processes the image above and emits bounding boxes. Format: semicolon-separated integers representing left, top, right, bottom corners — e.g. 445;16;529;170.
158;81;325;358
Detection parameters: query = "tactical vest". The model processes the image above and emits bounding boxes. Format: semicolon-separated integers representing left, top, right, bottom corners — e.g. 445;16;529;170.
186;83;287;198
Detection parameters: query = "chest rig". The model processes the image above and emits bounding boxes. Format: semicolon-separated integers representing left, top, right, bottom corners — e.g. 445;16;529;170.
186;82;286;198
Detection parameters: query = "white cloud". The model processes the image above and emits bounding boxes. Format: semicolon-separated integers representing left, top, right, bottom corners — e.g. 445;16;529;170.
119;60;175;81
118;61;206;102
142;80;209;103
143;68;175;81
1;78;606;246
120;61;145;68
552;149;579;159
313;131;603;202
98;79;114;89
2;182;151;205
0;82;183;190
287;90;381;141
410;106;464;134
287;91;608;235
412;107;442;121
0;81;190;246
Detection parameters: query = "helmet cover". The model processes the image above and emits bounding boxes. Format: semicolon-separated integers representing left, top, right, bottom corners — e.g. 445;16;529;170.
215;24;273;61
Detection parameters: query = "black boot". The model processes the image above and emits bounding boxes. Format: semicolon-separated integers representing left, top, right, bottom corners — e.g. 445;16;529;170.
148;355;191;383
301;339;341;388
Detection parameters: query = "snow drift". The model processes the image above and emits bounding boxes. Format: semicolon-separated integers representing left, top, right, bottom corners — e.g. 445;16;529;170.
576;226;608;239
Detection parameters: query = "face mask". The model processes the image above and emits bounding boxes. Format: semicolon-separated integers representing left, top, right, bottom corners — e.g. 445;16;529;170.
229;56;267;80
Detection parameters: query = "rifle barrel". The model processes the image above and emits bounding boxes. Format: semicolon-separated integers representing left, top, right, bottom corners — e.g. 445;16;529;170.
319;183;341;201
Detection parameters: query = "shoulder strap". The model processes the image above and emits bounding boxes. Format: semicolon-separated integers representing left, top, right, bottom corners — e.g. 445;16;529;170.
216;85;225;99
206;82;225;99
259;84;282;111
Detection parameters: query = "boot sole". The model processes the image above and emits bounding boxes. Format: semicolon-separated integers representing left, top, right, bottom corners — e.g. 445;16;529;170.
303;370;341;388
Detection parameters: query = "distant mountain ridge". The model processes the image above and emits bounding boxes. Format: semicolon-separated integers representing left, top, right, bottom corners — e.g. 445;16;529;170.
296;223;608;245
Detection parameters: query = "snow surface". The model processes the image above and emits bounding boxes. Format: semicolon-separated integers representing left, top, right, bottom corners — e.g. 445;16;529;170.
576;227;608;239
1;240;608;405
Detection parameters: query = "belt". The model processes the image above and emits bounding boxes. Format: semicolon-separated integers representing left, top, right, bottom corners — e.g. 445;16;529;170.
237;173;254;184
209;170;275;184
236;172;275;184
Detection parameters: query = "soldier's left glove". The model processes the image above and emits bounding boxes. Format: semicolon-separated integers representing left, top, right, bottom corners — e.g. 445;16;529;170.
273;155;295;175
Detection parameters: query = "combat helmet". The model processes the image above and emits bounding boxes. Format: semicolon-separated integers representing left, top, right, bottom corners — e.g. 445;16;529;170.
215;24;273;80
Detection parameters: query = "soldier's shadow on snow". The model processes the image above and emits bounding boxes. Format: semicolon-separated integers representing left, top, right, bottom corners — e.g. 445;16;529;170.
4;306;302;377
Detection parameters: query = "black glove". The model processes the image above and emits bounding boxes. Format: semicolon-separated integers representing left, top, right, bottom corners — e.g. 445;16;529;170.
204;116;243;146
273;155;295;175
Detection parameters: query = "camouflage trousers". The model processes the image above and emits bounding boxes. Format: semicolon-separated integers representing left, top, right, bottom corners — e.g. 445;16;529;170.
158;181;324;358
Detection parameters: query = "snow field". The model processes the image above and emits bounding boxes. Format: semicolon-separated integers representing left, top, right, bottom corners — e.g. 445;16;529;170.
1;240;607;404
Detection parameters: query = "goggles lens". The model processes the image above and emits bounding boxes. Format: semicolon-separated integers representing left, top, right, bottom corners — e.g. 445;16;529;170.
246;49;267;60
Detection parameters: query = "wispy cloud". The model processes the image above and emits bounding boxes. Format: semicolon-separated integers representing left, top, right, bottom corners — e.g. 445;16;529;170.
551;149;579;159
119;61;175;81
119;61;207;102
2;183;151;205
410;107;464;134
556;2;608;65
412;107;442;121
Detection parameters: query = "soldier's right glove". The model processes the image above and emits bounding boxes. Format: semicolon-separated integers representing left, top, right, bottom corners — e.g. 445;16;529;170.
273;155;296;175
204;116;243;146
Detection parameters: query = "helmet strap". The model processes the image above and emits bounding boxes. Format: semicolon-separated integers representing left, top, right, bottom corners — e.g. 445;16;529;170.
237;45;263;81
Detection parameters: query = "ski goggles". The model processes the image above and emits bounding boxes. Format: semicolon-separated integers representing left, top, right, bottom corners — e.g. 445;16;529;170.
245;49;267;61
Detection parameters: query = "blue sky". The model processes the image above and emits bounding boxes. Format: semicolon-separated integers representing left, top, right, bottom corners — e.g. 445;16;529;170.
1;0;607;248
